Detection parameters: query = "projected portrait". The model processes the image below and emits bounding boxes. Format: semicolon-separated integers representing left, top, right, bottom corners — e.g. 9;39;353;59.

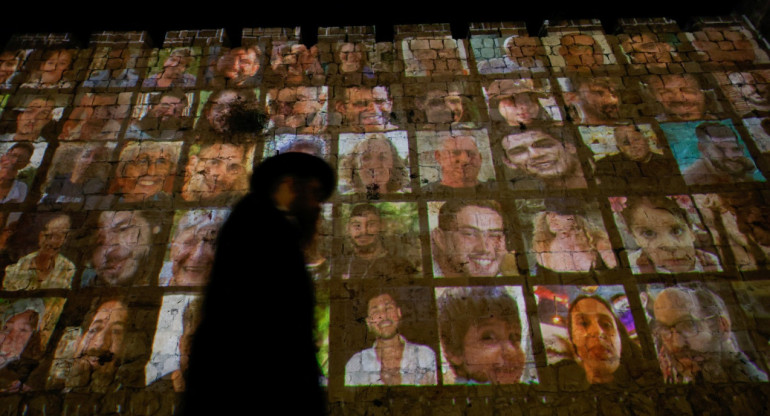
20;48;79;89
81;210;164;287
733;280;770;376
641;74;717;122
661;120;764;185
262;134;330;160
205;45;263;89
344;288;437;386
610;194;722;274
3;213;78;291
338;131;410;195
559;76;623;125
691;27;769;64
0;94;63;142
194;89;260;138
305;203;333;281
428;200;519;278
328;42;375;81
158;209;229;287
181;141;255;204
693;192;770;271
143;47;199;89
641;282;768;383
401;36;470;77
125;90;194;140
544;33;616;70
498;125;588;190
268;41;324;85
580;124;682;189
534;285;646;385
39;142;114;207
0;297;65;392
483;78;561;128
416;130;496;195
516;198;616;275
146;295;202;392
742;117;770;154
58;93;131;141
617;32;681;65
408;82;481;128
265;86;327;134
0;49;31;89
83;47;144;89
0;141;46;204
471;34;547;74
332;85;398;132
335;202;420;280
436;286;537;385
717;70;770;116
110;141;182;205
47;297;151;393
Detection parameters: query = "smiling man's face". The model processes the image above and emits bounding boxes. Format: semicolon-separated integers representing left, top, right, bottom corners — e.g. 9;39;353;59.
502;130;576;180
365;294;401;340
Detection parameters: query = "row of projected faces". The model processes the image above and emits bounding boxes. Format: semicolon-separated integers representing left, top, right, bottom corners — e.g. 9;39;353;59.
2;190;769;292
4;72;770;140
0;280;767;394
0;120;767;209
0;30;767;92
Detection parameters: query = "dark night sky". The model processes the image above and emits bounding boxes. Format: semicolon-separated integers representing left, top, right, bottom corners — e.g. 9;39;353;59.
1;0;738;48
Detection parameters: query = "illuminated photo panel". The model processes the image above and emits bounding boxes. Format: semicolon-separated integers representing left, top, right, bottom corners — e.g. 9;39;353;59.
401;36;470;77
483;78;562;128
59;92;131;141
158;209;230;287
146;294;201;392
715;70;770;116
180;141;256;204
541;32;616;71
2;212;83;291
83;47;145;89
0;297;65;392
497;124;588;191
265;86;327;134
661;120;765;185
534;285;644;385
640;74;719;122
610;194;723;274
692;192;770;271
515;198;616;275
334;202;421;280
0;49;32;89
732;280;770;377
617;32;682;66
204;45;264;89
338;131;410;195
0;94;69;142
39;141;115;208
428;200;520;278
125;90;195;141
109;141;183;205
326;41;376;82
0;141;47;204
436;286;538;385
194;89;260;138
143;47;200;89
306;203;333;281
315;285;330;384
80;210;167;287
691;26;770;64
343;286;438;386
640;281;768;383
416;129;496;195
558;76;624;125
331;85;399;132
407;82;483;129
742;117;770;154
262;133;330;160
471;34;548;74
579;124;683;189
268;41;325;85
20;48;85;90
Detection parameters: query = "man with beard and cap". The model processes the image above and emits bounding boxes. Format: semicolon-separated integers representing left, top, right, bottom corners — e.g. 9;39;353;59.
652;285;768;383
682;122;762;185
194;89;259;137
124;90;190;140
345;291;436;385
182;152;335;416
571;77;621;125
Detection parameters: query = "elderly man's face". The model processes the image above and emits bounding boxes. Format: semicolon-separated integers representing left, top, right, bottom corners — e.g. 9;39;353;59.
653;289;724;378
342;87;392;130
120;146;175;200
0;310;37;363
700;125;755;176
615;127;651;162
217;48;259;81
578;82;619;122
191;144;248;194
434;136;482;188
39;215;70;258
16;99;54;136
77;300;128;368
448;316;524;384
170;222;219;286
649;75;706;121
150;96;185;122
0;51;20;84
347;211;382;253
502;131;576;180
437;205;506;276
365;294;401;340
92;211;152;286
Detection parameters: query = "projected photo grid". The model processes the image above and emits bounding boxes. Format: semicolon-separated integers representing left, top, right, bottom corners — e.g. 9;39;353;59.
0;20;769;407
